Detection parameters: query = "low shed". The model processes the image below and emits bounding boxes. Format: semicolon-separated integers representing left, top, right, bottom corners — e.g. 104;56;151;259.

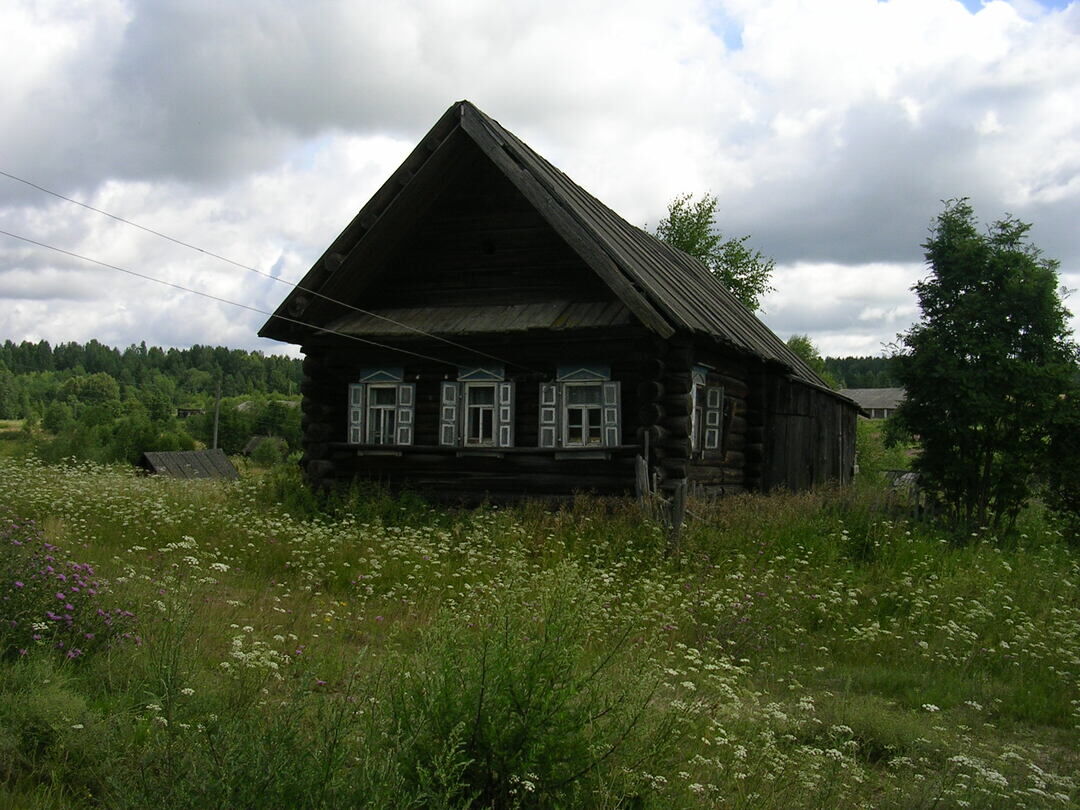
259;100;859;500
138;449;239;480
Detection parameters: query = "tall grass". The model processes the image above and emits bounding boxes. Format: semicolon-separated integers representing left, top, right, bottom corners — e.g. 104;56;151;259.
0;454;1077;808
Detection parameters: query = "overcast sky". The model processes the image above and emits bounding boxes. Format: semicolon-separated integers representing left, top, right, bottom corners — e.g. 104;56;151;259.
1;0;1077;361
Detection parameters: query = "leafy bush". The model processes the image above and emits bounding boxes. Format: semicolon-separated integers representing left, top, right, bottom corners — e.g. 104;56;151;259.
385;565;681;807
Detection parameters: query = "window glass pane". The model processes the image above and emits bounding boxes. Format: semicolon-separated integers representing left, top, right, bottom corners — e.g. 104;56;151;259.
566;385;602;405
371;387;397;405
468;385;495;405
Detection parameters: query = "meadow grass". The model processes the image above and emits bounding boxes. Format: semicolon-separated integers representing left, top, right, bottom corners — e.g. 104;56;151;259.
0;455;1077;808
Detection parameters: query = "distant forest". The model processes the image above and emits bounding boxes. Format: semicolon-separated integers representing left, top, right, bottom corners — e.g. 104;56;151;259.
0;339;303;463
821;355;900;389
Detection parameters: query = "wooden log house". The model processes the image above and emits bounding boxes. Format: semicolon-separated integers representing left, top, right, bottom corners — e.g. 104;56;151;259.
259;101;859;501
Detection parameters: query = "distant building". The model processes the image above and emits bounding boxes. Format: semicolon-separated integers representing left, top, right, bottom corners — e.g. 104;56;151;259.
839;388;906;419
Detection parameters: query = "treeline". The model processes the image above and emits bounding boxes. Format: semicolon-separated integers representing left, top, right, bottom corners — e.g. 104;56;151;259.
0;338;303;465
0;339;301;420
821;355;900;389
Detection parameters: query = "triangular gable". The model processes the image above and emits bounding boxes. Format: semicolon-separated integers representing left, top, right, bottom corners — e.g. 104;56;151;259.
258;100;830;390
457;365;505;382
359;367;404;383
556;365;610;382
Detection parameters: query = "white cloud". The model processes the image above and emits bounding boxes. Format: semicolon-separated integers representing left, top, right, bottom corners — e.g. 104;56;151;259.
0;0;1077;358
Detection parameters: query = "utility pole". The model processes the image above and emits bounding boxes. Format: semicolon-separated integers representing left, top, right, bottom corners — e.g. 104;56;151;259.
212;378;222;450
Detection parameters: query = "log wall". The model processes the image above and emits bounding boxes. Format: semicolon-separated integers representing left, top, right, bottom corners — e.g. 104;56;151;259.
299;330;655;501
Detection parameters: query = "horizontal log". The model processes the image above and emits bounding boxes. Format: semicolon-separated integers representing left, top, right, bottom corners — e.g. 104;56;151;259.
638;403;663;426
637;424;670;443
665;346;693;369
715;374;749;398
637;381;664;402
638;357;665;380
305;422;335;443
662;376;692;396
661;415;690;437
658;436;691;457
662;395;691;418
660;458;688;478
305;442;330;460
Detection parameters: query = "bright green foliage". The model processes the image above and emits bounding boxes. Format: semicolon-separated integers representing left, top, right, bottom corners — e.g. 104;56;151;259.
785;334;840;389
892;199;1078;534
855;418;911;477
653;193;775;311
388;566;676;807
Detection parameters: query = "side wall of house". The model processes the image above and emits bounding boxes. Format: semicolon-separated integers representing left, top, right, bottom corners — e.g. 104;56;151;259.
633;339;754;497
759;373;858;492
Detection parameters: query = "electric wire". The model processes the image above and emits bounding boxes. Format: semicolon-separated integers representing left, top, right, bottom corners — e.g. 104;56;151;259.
0;168;534;371
0;228;468;369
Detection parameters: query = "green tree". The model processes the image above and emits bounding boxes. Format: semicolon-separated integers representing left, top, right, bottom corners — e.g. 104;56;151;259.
0;360;17;419
891;199;1078;534
652;193;775;311
1045;379;1080;539
786;334;840;389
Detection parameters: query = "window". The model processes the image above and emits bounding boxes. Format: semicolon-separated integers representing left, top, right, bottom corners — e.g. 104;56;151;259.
539;365;621;449
564;383;604;445
440;366;515;448
366;385;398;444
464;383;497;445
690;366;726;457
347;368;415;446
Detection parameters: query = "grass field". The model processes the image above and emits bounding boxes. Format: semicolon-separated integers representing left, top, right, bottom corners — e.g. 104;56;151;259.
1;454;1077;808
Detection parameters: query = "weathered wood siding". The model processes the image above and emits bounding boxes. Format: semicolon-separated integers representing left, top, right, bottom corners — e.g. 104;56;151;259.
362;144;614;310
300;331;654;500
687;349;753;497
759;373;857;491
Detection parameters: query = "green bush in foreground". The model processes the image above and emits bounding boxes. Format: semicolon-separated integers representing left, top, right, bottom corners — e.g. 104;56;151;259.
385;565;682;807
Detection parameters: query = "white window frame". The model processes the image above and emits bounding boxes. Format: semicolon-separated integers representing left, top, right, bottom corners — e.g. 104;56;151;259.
439;366;515;448
690;365;725;457
539;365;621;449
347;368;414;446
366;383;399;445
463;382;498;446
562;382;605;447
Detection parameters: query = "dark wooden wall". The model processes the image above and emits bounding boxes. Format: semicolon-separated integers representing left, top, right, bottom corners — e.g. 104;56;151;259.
759;373;858;492
299;332;857;501
362;145;613;310
300;330;654;501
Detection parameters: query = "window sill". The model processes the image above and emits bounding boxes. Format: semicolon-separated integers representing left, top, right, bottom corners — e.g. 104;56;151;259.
354;448;404;457
456;450;505;459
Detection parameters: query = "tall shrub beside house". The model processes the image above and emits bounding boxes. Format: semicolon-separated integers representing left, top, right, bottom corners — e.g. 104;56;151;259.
891;199;1078;534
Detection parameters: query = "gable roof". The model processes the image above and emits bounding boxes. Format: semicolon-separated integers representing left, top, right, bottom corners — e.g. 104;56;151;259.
258;100;827;389
839;387;906;410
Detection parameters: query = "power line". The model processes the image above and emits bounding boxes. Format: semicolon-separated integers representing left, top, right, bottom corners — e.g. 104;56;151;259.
0;168;533;372
0;228;467;369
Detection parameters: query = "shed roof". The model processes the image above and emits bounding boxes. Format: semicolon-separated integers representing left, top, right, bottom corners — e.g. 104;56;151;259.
258;100;826;389
139;449;239;480
839;388;906;410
